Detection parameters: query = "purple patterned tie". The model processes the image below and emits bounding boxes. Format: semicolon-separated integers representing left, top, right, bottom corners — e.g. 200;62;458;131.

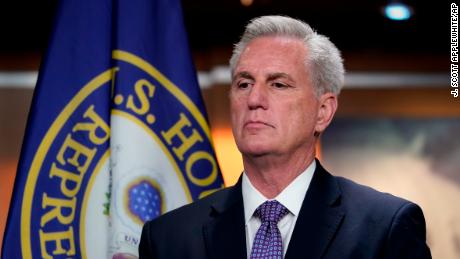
250;200;289;259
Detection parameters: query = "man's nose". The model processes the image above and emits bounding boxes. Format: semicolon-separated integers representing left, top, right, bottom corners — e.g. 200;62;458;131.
247;83;268;110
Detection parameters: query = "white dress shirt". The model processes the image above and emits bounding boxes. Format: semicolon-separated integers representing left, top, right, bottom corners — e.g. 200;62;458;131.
242;160;316;258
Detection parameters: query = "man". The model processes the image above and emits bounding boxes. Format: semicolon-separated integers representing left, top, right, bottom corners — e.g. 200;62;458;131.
139;15;431;259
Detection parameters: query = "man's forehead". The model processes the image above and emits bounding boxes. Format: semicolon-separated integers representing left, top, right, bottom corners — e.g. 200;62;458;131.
247;35;304;46
231;36;309;80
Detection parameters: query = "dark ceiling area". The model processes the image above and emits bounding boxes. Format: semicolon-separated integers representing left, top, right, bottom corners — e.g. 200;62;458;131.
183;0;448;55
0;1;449;59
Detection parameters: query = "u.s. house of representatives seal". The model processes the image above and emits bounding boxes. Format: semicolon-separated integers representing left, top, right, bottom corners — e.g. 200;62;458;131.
21;50;223;258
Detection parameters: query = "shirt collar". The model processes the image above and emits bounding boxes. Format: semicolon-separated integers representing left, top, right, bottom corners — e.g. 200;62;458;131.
242;160;316;223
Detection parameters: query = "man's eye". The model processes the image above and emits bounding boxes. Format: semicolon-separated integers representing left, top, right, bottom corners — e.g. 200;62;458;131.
237;82;251;89
272;82;288;88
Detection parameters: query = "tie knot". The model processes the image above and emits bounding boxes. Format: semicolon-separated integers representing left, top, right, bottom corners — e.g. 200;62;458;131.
254;200;288;223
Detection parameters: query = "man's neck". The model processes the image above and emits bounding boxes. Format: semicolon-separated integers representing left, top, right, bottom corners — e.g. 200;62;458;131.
243;150;315;199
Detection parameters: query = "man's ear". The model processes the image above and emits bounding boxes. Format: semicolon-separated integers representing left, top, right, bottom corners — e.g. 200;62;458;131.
314;92;338;135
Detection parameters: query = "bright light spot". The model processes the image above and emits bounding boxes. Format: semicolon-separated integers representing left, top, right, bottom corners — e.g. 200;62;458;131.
241;0;253;7
384;3;412;21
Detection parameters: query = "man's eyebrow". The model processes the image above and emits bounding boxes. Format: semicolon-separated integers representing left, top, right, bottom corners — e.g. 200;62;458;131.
232;71;254;81
266;72;294;82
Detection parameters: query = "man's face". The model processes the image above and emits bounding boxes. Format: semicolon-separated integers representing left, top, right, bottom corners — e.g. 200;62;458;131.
230;36;324;158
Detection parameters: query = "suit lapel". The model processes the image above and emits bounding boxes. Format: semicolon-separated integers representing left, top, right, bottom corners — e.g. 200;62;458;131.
285;161;345;259
203;179;247;259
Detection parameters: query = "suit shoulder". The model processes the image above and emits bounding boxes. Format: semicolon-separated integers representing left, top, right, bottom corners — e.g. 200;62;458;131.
145;185;236;228
335;176;412;212
140;186;237;258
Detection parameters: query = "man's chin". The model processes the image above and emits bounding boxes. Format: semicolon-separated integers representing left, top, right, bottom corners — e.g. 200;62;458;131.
240;145;274;157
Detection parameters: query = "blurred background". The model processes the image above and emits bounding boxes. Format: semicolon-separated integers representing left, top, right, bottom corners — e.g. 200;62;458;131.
0;0;458;257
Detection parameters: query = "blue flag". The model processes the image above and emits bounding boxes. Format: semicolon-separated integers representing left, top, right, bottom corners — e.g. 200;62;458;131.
2;0;224;258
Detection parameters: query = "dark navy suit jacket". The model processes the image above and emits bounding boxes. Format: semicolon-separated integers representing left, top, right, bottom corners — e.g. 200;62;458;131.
139;160;431;259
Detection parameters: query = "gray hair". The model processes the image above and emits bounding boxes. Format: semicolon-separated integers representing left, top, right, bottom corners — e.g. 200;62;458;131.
229;15;345;96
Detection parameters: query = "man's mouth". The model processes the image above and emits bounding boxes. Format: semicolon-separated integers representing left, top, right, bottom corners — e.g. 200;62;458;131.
244;120;274;129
